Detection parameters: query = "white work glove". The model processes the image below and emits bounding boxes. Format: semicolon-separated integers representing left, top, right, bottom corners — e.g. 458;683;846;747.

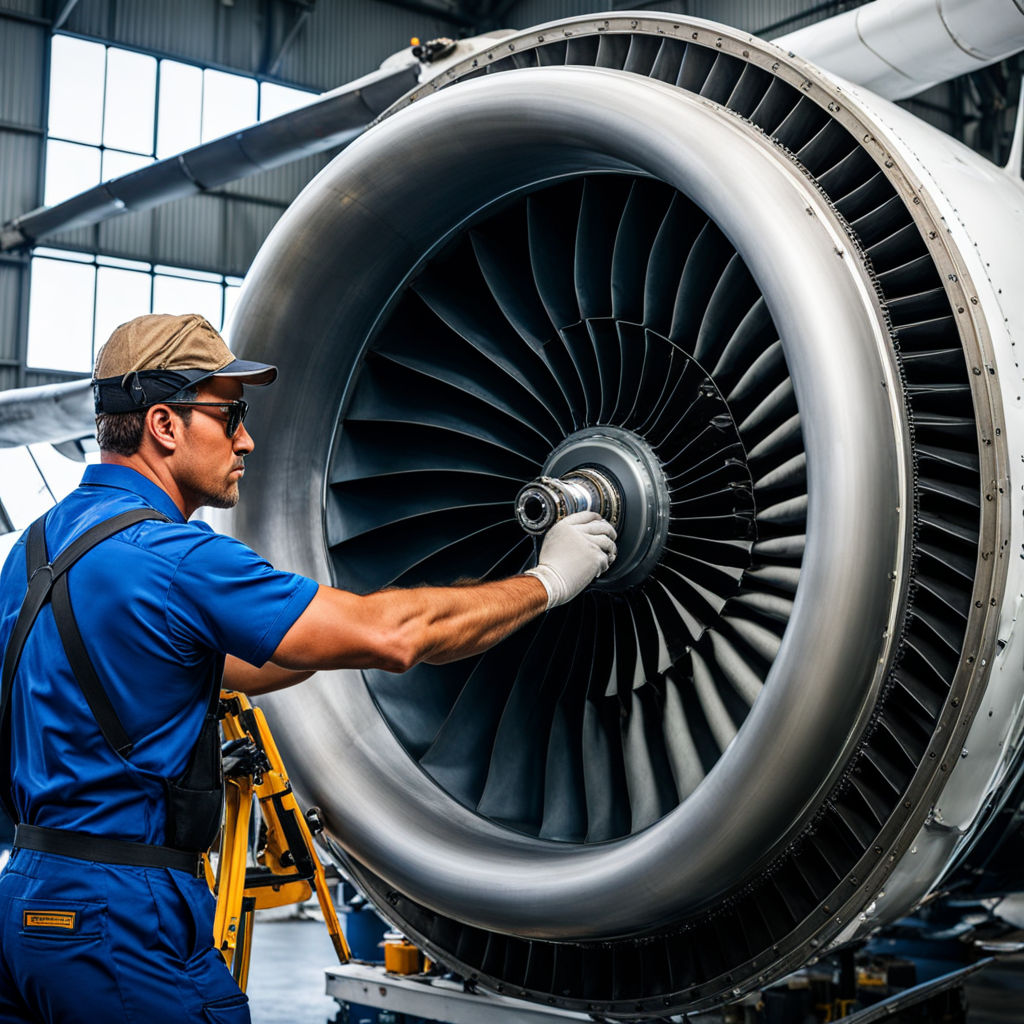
525;511;617;609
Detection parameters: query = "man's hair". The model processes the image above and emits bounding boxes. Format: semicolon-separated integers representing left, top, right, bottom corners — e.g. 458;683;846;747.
96;385;198;456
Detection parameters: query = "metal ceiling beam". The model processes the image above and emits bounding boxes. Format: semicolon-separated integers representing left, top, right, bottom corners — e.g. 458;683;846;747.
50;0;82;31
264;0;316;77
0;8;49;27
373;0;480;29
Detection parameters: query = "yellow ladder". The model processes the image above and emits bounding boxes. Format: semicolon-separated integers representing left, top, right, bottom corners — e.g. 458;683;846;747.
205;690;350;990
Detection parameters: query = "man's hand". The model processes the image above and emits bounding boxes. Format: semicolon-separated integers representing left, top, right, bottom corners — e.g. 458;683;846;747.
525;511;617;609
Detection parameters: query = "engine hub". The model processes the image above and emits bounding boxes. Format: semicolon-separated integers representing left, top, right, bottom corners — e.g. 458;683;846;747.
516;384;750;591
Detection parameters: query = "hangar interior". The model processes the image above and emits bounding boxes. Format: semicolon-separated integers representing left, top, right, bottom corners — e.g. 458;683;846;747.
0;0;1019;523
3;1;1024;1023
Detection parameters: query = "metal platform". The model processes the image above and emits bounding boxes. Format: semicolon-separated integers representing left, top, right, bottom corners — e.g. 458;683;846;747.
325;962;598;1023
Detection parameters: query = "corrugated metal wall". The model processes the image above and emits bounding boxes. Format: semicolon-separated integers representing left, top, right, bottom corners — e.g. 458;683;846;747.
61;0;454;89
0;0;43;16
0;6;46;390
274;1;454;88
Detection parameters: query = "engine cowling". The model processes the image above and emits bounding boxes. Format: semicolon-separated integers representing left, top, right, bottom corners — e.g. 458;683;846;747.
224;15;1024;1017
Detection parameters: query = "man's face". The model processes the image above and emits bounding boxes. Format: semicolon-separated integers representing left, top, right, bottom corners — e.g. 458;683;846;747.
174;376;254;511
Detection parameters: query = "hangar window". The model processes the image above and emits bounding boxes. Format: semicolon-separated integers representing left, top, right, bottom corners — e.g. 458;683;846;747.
32;36;313;369
46;34;316;204
0;442;97;554
45;36;157;206
27;249;242;373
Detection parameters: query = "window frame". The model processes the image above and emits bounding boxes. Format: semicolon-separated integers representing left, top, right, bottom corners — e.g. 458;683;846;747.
31;35;314;373
27;248;243;374
44;31;318;207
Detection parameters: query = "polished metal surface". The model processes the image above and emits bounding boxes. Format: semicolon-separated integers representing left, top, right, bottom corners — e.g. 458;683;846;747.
515;469;622;534
223;10;1024;1017
7;0;1016;253
524;426;668;588
0;5;1018;1016
325;962;594;1023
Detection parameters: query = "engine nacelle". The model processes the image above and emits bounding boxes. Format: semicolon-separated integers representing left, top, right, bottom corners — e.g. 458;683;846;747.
225;14;1024;1017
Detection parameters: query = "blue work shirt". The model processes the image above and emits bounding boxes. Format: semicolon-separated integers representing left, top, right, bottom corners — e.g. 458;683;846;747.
0;463;318;844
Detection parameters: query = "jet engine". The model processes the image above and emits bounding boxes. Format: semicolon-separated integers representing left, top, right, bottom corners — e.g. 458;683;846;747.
224;13;1024;1017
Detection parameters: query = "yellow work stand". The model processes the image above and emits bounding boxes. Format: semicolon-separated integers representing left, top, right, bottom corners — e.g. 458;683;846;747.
205;690;350;990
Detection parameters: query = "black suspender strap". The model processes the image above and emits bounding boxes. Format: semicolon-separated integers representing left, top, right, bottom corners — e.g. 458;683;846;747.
0;518;51;822
1;517;58;727
0;507;170;764
52;573;135;757
25;514;46;594
0;505;226;864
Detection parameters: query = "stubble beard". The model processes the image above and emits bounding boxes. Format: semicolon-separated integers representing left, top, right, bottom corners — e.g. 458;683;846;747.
182;462;241;510
202;480;241;509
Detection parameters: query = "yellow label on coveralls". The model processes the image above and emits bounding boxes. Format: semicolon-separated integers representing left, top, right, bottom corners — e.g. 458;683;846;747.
23;910;77;929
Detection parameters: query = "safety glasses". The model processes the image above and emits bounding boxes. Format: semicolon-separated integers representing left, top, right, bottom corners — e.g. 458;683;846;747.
166;399;248;438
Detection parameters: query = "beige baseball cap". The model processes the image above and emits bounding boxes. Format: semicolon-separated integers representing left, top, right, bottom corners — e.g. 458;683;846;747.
93;313;276;413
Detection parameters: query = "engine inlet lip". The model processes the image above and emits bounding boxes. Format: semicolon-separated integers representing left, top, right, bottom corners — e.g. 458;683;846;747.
228;67;909;939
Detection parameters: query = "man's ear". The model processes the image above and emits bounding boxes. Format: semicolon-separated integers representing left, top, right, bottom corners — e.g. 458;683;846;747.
145;404;179;454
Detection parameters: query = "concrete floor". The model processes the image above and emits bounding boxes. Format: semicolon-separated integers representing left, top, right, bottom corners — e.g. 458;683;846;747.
246;918;341;1024
244;918;1024;1024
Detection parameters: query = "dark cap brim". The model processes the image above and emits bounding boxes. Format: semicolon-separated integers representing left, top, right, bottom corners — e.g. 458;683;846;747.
204;358;278;386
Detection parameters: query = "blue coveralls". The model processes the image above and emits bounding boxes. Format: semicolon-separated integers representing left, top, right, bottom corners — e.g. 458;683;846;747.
0;464;318;1023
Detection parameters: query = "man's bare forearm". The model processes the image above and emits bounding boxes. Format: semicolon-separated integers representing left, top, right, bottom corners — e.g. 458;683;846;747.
271;574;549;674
269;513;614;680
392;574;549;666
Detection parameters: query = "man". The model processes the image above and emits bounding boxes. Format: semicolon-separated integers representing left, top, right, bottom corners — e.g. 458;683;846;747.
0;314;616;1024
